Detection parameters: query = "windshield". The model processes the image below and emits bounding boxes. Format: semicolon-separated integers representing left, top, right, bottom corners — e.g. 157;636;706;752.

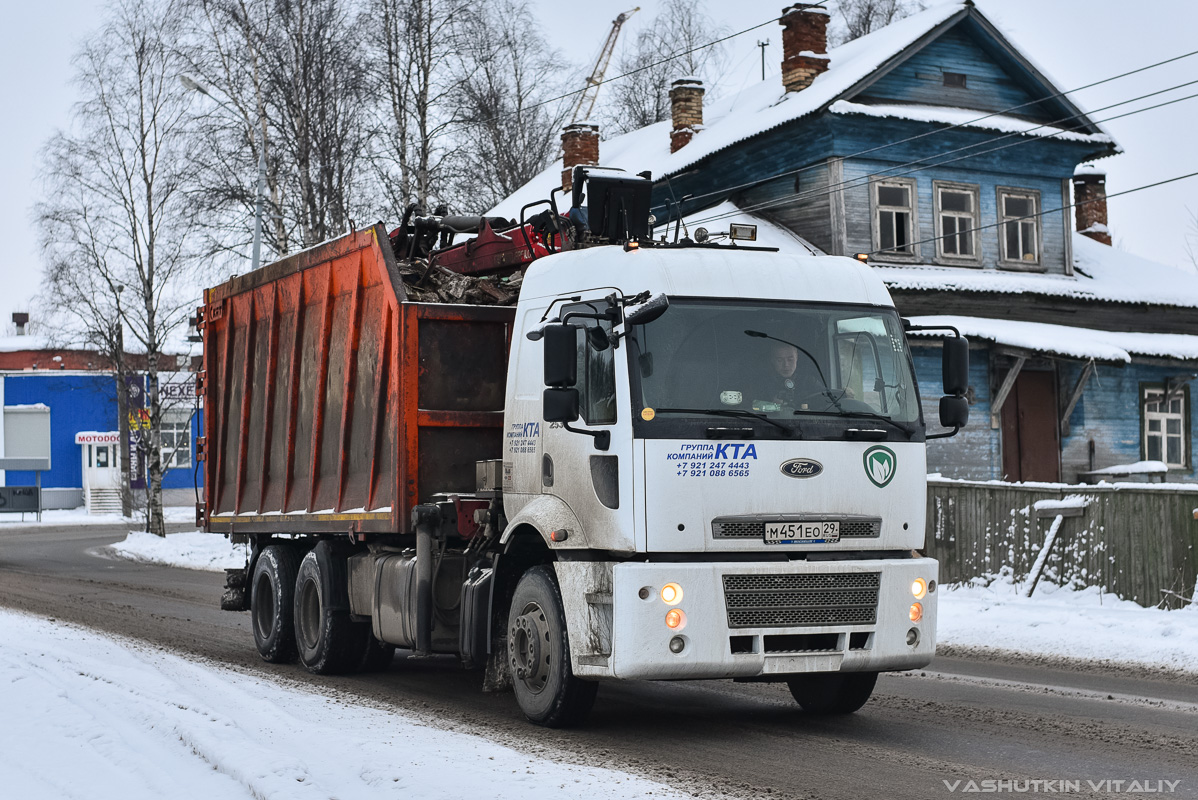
630;299;922;428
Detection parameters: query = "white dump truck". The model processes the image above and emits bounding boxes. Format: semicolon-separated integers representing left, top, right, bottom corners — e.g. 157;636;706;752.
202;168;969;727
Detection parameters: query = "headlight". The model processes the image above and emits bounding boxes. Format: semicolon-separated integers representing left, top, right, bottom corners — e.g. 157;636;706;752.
661;583;683;605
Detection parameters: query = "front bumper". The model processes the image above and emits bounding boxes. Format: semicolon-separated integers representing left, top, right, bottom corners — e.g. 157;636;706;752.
565;558;937;681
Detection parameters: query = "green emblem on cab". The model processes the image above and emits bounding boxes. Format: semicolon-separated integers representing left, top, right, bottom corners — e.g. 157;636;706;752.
863;445;896;488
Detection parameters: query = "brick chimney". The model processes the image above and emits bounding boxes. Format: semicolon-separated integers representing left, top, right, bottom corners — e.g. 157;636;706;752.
669;77;705;153
561;123;599;191
780;4;830;93
1073;163;1111;245
12;312;29;336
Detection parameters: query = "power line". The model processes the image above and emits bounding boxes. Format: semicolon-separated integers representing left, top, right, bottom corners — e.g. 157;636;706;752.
652;47;1198;213
687;85;1198;227
867;171;1198;258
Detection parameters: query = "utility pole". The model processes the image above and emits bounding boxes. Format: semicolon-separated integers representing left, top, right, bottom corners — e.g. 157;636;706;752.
757;39;770;81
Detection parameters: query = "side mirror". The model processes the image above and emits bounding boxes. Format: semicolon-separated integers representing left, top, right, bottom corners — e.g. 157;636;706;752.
543;387;580;423
542;324;577;387
939;395;969;429
942;337;969;396
624;293;669;327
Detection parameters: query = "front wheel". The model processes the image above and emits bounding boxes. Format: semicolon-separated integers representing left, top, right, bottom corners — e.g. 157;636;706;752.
507;566;598;727
787;671;878;715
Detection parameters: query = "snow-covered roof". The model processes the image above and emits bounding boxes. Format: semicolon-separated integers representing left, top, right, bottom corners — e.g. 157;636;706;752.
491;1;1113;221
828;101;1113;145
877;234;1198;308
906;314;1198;363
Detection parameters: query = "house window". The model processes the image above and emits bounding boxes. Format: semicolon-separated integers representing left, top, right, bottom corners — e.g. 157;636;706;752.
943;72;967;88
934;181;980;263
1143;387;1188;468
998;188;1040;267
161;413;193;469
873;180;917;258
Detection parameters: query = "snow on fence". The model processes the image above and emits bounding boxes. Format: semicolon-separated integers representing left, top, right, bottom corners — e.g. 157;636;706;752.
926;478;1198;608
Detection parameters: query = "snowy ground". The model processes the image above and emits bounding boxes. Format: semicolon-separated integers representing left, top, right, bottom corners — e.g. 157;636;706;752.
937;569;1198;674
0;608;691;800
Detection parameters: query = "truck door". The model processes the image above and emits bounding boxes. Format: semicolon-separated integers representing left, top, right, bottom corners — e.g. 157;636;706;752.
540;296;636;552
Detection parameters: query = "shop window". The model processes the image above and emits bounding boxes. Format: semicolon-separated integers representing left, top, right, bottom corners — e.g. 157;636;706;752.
998;188;1041;268
161;413;193;469
1143;387;1188;468
872;179;918;259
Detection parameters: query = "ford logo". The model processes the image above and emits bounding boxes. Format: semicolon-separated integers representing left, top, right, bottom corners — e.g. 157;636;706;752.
780;458;823;478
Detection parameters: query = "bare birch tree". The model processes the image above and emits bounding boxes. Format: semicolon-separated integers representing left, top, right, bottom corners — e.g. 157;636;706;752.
36;0;205;535
601;0;729;136
365;0;465;216
185;0;371;257
831;0;926;45
448;0;572;210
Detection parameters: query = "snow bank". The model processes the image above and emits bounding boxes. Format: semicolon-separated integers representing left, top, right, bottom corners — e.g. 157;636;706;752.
938;569;1198;673
107;530;246;572
0;609;691;800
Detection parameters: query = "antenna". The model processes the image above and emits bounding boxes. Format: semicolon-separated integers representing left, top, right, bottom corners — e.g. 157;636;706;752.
570;7;641;123
757;39;770;81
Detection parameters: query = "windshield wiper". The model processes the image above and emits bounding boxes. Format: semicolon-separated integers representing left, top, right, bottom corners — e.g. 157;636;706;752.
791;406;915;439
654;407;794;436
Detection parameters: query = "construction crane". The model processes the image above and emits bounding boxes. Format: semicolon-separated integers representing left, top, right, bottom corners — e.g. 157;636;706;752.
569;7;640;124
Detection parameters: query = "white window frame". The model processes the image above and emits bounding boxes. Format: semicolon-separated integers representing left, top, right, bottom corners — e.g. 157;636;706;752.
160;411;193;470
933;180;981;266
997;187;1042;270
870;178;919;261
1143;386;1188;469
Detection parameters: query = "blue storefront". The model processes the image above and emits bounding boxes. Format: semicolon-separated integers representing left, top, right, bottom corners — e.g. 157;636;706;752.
0;371;202;509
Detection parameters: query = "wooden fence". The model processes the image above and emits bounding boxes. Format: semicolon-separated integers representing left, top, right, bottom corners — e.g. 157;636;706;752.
925;478;1198;608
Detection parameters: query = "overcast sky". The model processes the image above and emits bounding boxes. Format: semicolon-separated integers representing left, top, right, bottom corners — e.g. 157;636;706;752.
2;0;1195;337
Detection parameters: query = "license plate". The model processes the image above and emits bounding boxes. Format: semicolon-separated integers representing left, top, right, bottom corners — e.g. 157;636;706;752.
764;520;840;544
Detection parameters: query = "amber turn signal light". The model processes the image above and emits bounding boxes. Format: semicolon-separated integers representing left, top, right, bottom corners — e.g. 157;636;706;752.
909;602;923;623
665;608;687;629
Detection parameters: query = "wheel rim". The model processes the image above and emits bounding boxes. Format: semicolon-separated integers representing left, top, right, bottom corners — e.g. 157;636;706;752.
509;601;551;694
253;570;275;639
297;577;321;650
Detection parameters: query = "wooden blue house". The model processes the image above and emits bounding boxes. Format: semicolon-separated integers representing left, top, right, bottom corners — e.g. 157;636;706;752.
492;1;1198;485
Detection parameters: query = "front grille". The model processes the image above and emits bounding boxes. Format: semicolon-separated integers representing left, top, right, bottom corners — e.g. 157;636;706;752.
711;517;881;539
722;572;880;628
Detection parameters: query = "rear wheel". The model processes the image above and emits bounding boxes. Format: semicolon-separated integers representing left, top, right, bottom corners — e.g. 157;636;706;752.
507;565;597;727
787;671;878;715
294;541;368;675
250;544;301;663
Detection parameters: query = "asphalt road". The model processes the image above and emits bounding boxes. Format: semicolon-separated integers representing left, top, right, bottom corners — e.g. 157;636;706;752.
2;522;1196;800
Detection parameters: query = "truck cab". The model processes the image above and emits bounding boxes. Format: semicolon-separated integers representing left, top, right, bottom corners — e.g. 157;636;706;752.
500;244;962;715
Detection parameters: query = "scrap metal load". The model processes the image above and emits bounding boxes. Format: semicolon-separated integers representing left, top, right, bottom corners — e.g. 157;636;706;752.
386;166;655;304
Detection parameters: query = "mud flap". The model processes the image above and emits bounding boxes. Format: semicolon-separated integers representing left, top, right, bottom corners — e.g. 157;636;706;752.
221;567;249;611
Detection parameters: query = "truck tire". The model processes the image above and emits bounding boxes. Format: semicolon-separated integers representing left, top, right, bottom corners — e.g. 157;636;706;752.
250;544;301;663
787;671;878;715
507;565;598;727
293;541;368;675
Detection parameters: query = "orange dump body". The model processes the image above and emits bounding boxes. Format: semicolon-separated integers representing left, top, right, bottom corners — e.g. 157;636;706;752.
199;224;514;535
